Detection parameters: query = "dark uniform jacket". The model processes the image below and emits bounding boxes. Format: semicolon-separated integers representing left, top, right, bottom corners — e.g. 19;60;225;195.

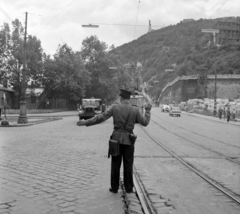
85;100;151;145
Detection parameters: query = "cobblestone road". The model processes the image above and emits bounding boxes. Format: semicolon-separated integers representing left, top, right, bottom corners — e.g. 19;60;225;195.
0;115;124;214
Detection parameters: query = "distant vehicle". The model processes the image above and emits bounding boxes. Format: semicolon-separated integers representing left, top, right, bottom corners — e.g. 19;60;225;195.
130;91;146;114
78;98;103;120
169;106;181;117
162;104;170;112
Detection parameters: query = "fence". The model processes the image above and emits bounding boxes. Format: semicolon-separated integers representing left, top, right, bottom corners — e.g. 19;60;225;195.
45;98;67;109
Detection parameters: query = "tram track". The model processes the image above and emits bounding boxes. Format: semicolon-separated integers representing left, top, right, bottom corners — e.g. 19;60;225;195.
122;112;240;213
120;168;156;214
132;167;156;214
137;124;240;207
152;112;240;150
150;115;240;166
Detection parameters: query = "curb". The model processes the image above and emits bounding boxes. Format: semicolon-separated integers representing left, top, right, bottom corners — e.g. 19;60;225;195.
0;117;62;127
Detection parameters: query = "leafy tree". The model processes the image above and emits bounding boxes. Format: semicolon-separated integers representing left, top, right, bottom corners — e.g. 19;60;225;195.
26;35;43;86
0;19;44;107
81;35;122;103
42;44;89;108
0;23;11;82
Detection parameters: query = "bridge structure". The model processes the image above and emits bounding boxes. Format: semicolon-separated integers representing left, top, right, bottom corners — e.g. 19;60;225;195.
158;74;240;104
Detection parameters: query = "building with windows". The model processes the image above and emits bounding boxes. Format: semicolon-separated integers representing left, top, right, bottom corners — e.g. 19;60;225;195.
216;17;240;44
182;19;195;23
26;88;44;109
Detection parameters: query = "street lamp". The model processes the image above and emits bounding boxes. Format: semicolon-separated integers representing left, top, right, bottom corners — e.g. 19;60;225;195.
18;12;28;124
82;24;99;28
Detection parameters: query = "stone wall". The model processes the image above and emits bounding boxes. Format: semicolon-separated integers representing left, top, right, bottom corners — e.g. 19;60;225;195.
159;74;240;104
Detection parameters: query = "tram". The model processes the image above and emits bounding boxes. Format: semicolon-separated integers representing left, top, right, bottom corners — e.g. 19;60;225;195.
130;90;146;114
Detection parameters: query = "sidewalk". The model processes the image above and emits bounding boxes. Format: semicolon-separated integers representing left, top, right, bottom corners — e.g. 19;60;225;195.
182;111;240;126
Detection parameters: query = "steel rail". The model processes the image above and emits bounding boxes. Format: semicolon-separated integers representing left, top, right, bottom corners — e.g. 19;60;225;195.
139;125;240;206
151;113;240;149
150;117;240;166
133;167;155;214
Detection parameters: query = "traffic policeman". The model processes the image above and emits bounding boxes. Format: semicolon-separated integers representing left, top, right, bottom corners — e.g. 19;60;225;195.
77;89;151;193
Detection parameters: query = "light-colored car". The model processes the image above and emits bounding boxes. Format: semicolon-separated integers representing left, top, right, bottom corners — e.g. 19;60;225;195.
169;106;181;117
162;104;170;112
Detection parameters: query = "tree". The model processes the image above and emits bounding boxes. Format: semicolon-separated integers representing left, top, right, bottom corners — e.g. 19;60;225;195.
26;35;44;86
0;19;44;107
81;36;120;103
42;44;89;108
0;23;11;82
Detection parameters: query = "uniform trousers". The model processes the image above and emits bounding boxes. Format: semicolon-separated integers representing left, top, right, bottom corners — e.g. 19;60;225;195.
111;144;134;192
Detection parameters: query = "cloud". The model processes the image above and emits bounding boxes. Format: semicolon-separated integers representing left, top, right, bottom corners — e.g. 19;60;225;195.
1;0;239;55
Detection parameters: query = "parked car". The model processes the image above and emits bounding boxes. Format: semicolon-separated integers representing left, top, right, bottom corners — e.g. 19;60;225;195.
162;104;170;112
169;106;181;117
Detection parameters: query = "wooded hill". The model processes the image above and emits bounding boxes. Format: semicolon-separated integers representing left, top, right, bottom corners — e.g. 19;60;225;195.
115;17;240;99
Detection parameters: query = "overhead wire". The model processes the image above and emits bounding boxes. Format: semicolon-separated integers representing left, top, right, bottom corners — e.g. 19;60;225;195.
0;6;13;21
0;5;68;78
209;0;230;18
133;0;141;38
37;0;77;34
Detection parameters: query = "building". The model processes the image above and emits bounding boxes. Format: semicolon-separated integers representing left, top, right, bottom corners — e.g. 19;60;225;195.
182;19;195;23
26;88;44;109
159;74;240;104
0;84;15;112
216;17;240;44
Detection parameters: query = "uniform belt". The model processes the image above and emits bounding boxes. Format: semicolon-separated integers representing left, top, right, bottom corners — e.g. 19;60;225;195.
114;128;132;133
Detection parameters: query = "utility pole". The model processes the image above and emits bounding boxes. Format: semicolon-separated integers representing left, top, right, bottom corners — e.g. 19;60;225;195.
202;29;219;116
137;76;139;91
18;12;28;124
214;66;217;116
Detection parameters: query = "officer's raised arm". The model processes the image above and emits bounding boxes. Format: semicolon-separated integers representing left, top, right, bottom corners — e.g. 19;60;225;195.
76;105;114;127
136;103;152;126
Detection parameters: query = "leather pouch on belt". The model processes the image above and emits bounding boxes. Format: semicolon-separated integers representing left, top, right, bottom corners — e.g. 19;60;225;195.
129;133;137;145
108;139;120;158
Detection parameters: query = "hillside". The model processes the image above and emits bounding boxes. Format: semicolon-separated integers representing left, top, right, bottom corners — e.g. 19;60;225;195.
115;17;240;98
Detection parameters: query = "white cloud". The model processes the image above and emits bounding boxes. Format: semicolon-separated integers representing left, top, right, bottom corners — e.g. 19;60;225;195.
0;0;239;55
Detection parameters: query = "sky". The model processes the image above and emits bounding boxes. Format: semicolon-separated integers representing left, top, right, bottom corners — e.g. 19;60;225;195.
0;0;239;56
